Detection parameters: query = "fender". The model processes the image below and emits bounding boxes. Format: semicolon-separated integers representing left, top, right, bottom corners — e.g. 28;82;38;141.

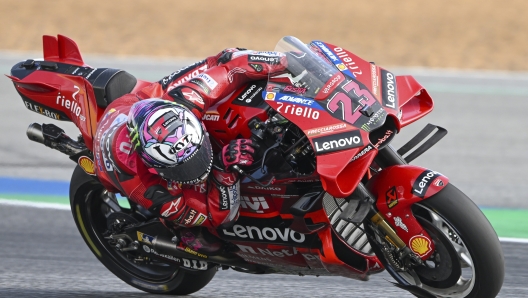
365;165;449;259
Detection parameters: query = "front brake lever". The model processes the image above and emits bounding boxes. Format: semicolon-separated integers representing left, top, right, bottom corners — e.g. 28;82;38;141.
231;165;275;187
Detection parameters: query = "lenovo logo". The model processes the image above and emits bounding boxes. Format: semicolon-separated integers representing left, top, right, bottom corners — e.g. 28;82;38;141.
312;130;363;154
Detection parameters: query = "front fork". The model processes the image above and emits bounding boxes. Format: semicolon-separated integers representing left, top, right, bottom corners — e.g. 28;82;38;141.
364;145;439;266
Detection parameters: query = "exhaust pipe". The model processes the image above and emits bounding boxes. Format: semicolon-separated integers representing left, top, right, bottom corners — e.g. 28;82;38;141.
152;236;266;273
25;122;87;156
26;123;45;144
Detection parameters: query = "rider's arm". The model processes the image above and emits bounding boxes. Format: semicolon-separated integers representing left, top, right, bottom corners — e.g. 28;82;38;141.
159;49;288;118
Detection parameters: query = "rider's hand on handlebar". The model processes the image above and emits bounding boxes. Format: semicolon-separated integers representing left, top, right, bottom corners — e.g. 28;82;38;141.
220;139;257;171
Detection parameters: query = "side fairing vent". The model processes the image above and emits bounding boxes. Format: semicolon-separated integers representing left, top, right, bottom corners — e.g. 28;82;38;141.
322;193;374;255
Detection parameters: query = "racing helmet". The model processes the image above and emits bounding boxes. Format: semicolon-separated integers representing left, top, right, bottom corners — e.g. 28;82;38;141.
127;98;213;184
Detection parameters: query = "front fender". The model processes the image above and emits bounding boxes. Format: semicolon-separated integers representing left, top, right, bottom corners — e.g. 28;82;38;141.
365;165;449;259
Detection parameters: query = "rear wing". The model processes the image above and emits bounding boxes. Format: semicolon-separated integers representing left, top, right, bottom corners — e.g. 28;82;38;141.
43;34;85;66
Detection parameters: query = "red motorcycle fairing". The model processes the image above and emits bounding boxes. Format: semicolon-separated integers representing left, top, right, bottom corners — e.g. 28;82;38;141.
202;81;270;152
366;165;450;259
218;209;384;280
311;41;434;129
9;69;95;148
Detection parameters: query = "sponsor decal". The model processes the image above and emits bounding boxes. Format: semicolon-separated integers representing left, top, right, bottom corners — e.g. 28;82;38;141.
219;186;230;211
24;100;64;120
249;63;263;72
412;170;441;198
160;197;182;218
322;74;342;94
202;112;220;121
248;55;280;65
326;79;378;126
253;51;283;56
56;85;84;120
370;64;379;96
78;156;96;176
433;178;444;187
246;185;282;191
227;67;246;83
265;92;276;101
161;60;207;89
350;144;373;162
385;186;398;209
142;245;182;263
373;129;394;148
233;82;265;107
189;78;211;94
137;231;155;245
276;102;320;120
277;95;316;107
312;130;363;154
381;69;398;109
240;196;269;213
350;144;374;162
306;123;347;137
222;225;306;243
180;87;205;107
170;134;191;154
333;47;363;77
182;258;208;270
193;214;207;226
283;85;307;95
360;107;386;132
314;41;338;62
394;216;409;232
237;244;302;258
410;235;432;256
182;208;198;225
184;247;208;258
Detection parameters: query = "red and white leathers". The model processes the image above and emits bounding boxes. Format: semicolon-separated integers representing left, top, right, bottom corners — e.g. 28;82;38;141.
93;49;287;230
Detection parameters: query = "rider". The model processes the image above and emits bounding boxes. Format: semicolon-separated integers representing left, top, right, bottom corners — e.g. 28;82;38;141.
93;48;289;254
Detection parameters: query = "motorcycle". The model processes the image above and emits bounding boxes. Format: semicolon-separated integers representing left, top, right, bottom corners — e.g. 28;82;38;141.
7;34;504;297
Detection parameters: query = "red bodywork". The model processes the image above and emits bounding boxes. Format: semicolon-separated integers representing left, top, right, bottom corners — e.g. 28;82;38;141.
8;35;446;277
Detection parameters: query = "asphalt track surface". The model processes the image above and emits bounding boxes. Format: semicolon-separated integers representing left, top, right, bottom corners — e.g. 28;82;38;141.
1;52;528;297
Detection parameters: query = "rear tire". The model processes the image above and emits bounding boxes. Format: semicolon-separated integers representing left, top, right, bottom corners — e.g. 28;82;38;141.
69;166;216;295
396;183;504;297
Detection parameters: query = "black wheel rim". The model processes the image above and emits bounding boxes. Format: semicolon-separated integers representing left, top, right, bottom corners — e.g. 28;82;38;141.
77;187;180;283
396;204;476;297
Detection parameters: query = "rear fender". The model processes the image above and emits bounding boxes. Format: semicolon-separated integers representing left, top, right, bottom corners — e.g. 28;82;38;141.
366;165;449;259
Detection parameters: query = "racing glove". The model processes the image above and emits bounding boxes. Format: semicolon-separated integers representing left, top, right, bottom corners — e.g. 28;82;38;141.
220;139;256;170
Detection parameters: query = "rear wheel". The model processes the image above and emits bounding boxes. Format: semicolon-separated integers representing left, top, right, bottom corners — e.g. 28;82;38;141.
69;166;216;295
393;184;504;298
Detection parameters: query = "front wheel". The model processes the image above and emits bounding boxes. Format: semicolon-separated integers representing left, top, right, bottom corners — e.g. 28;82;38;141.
393;184;504;297
69;166;216;295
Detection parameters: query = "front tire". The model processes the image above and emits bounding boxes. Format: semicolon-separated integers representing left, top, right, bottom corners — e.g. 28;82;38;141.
396;183;504;297
69;166;216;295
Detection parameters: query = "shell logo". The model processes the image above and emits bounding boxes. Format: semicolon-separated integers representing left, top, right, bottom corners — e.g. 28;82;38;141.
78;156;96;176
265;92;276;101
336;63;347;71
409;235;432;256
